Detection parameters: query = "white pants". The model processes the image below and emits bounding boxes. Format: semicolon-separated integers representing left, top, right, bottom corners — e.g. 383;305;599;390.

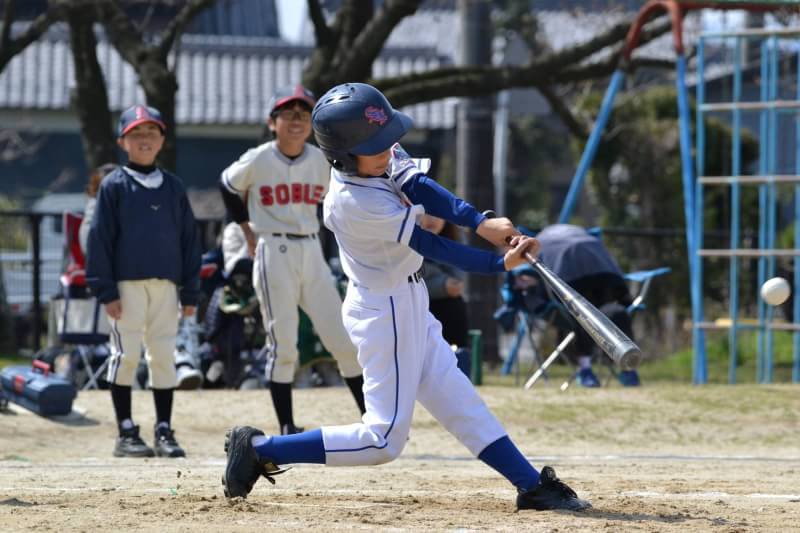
106;279;179;389
253;234;360;384
321;279;506;466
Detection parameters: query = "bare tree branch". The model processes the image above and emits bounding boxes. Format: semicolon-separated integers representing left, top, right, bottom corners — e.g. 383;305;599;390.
94;0;150;69
307;0;332;46
336;0;422;80
535;84;588;140
339;0;374;47
0;0;60;72
158;0;216;60
1;0;15;49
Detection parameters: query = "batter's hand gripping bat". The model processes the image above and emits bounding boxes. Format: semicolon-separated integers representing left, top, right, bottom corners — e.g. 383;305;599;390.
484;211;642;369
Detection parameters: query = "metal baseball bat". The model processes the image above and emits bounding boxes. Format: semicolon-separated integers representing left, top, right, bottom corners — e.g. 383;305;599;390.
484;211;642;369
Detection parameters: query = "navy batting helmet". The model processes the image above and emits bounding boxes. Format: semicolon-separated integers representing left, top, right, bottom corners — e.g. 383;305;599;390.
311;83;413;173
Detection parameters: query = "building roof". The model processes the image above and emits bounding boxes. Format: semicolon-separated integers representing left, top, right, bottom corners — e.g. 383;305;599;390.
0;25;456;129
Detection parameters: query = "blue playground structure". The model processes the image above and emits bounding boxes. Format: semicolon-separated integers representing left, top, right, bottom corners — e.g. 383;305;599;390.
557;0;800;384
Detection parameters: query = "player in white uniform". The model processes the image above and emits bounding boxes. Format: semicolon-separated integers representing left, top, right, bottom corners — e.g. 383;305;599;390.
220;86;365;435
222;83;590;512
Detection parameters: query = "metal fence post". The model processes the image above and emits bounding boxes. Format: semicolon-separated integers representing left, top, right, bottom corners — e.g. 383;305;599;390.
468;329;482;385
30;213;43;352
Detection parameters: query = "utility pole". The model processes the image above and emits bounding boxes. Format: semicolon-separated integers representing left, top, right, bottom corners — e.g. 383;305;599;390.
456;0;499;365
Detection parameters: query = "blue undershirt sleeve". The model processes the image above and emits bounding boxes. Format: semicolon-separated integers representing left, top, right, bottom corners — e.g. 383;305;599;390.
401;175;486;230
409;225;505;274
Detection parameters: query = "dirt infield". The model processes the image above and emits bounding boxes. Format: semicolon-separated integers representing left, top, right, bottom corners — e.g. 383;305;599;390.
1;384;798;532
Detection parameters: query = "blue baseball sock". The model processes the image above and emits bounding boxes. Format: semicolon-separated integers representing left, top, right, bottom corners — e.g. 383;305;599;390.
478;436;540;491
252;428;326;465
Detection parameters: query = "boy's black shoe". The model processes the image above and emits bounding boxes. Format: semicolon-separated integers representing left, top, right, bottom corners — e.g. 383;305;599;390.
114;425;155;458
280;423;305;435
154;425;186;458
222;426;289;498
517;466;592;511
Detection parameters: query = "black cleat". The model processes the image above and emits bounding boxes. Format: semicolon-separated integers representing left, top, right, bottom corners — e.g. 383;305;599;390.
154;425;186;458
517;466;592;511
280;423;305;435
222;426;289;498
114;425;155;458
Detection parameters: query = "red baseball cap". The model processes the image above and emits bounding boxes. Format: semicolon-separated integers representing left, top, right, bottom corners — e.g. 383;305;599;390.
118;105;166;137
268;85;316;117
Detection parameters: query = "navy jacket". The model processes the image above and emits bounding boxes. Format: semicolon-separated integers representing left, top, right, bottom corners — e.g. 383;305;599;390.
86;167;202;306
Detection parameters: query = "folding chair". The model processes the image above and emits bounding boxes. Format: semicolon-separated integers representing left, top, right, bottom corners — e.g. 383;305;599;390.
50;212;112;390
522;266;671;390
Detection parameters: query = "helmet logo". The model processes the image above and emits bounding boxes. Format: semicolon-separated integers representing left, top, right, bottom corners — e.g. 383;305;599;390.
364;106;388;125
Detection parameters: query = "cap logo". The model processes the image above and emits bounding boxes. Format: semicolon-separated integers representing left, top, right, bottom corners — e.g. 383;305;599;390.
365;106;388;125
135;106;148;119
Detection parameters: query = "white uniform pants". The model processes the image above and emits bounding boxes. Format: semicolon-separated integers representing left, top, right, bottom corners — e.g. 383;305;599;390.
106;279;179;389
253;234;360;384
321;279;507;466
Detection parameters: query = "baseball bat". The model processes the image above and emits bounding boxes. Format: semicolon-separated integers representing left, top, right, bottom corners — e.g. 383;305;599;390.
484;211;642;369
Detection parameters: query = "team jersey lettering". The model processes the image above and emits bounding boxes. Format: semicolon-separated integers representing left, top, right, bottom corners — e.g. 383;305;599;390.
259;184;324;206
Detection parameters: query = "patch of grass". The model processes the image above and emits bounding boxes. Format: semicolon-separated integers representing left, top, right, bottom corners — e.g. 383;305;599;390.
642;330;799;383
0;353;30;370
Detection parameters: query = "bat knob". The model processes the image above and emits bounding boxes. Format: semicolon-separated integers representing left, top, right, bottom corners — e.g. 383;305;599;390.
482;210;497;219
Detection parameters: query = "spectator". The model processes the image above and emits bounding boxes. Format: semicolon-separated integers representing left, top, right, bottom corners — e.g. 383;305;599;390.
420;214;471;377
79;163;117;255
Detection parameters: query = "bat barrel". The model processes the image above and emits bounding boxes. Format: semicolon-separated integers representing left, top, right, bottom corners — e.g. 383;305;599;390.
525;252;642;370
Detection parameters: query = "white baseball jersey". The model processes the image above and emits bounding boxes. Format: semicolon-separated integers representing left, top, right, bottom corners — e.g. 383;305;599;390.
322;147;432;292
221;141;360;385
319;147;507;467
221;141;329;235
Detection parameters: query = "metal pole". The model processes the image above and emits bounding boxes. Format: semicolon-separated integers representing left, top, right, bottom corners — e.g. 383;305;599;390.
493;88;510;218
729;36;743;385
30;214;42;353
558;70;626;223
756;39;769;382
677;53;704;384
695;38;707;384
794;46;800;384
457;0;498;363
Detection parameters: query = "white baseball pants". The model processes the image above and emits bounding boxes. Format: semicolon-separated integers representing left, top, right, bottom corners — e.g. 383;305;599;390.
106;279;179;389
254;234;360;384
321;279;507;466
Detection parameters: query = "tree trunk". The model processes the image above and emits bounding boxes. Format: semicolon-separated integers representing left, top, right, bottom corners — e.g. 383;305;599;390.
457;0;499;365
139;58;179;171
66;6;117;169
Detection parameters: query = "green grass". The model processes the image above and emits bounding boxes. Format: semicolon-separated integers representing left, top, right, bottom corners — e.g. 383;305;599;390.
483;330;799;386
0;353;31;370
642;330;798;383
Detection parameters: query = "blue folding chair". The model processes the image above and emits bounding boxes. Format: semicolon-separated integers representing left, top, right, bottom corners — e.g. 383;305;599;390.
516;267;671;390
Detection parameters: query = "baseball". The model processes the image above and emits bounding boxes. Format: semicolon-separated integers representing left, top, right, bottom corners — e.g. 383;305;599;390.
760;277;791;306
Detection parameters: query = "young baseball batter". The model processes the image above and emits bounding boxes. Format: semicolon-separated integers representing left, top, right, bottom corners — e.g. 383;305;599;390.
219;85;365;435
87;105;201;458
222;83;590;511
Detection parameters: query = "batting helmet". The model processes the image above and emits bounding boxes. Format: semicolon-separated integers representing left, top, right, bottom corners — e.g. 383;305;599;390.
311;83;413;173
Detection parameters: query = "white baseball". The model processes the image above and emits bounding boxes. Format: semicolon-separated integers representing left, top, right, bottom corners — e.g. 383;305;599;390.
760;277;791;306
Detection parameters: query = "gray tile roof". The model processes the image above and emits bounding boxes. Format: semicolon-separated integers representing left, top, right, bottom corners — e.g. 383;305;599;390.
0;25;457;129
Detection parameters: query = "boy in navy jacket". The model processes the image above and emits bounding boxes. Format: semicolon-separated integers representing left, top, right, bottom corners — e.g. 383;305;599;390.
87;105;201;458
